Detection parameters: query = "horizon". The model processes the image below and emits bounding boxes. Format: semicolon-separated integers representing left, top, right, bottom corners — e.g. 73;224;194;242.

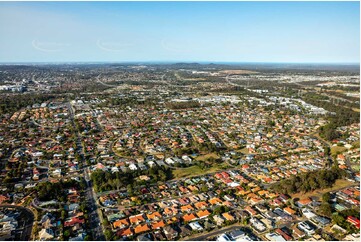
1;61;359;73
0;61;360;65
0;1;359;63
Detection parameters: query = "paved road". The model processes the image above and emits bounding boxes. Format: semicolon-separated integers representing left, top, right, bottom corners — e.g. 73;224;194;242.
96;75;119;88
345;156;356;173
84;168;106;240
67;101;106;240
67;102;105;240
31;198;62;212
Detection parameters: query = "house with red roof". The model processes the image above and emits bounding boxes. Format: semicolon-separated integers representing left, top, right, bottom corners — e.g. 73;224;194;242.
64;216;85;227
151;220;166;230
134;224;150;234
297;197;312;207
347;216;360;229
196;210;211;219
117;228;133;237
276;228;293;241
182;213;197;222
214;173;223;179
221;172;230;178
0;194;9;204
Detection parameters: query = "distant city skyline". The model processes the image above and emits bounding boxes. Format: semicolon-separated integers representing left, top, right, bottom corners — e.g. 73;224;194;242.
0;1;359;63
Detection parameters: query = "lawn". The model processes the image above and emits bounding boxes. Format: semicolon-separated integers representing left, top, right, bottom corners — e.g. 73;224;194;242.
351;140;360;149
331;146;347;156
237;147;249;154
113;150;131;158
195;152;220;161
291;179;356;200
172;162;227;179
351;165;360;172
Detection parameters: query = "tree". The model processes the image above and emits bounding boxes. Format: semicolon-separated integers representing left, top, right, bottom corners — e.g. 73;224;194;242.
332;213;345;225
324;146;331;156
80;202;87;213
267;119;276;126
272;167;344;194
127;184;134;196
103;219;109;227
200;185;208;193
340;209;360;219
104;229;113;240
322;192;331;203
61;209;67;220
84;235;92;241
64;230;71;238
212;205;229;215
319;203;332;217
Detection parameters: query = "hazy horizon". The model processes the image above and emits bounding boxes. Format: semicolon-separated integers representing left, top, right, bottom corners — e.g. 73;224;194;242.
0;61;359;65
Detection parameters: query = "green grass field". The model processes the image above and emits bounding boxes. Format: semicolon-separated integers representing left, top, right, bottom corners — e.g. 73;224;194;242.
195;152;220;161
352;140;360;149
172;162;228;179
237;147;249;154
331;146;347;156
351;165;360;172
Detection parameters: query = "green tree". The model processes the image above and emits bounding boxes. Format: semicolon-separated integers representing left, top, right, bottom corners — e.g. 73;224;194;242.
103;218;109;227
84;235;92;241
64;230;71;238
324;146;331;156
104;229;113;240
61;209;67;220
332;213;345;225
322;192;331;203
319;203;332;217
127;184;134;196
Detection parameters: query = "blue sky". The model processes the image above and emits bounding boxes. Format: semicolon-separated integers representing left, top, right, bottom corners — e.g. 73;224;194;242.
0;1;359;63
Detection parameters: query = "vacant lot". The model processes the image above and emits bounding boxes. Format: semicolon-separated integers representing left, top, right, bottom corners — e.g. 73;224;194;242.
331;145;347;156
195;152;220;161
172;162;227;179
238;147;250;154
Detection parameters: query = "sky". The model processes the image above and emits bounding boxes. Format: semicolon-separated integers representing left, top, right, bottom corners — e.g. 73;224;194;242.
0;1;359;63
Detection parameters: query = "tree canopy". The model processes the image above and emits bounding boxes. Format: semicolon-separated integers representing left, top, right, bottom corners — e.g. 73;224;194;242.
272;166;345;195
